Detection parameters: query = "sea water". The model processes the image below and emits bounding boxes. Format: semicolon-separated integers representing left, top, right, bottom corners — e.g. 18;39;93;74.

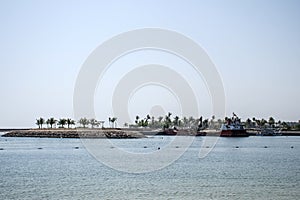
0;136;299;200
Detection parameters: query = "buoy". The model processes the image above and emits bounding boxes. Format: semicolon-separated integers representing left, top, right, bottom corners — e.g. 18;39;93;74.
291;146;294;149
264;146;268;148
158;147;160;150
144;146;147;148
74;147;79;149
0;148;4;150
37;147;43;150
235;146;239;148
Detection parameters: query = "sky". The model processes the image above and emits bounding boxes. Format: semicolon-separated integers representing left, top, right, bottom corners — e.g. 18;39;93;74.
0;0;299;128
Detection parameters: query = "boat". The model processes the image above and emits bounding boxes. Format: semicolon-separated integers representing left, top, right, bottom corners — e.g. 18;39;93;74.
257;128;282;136
220;113;249;137
156;127;178;135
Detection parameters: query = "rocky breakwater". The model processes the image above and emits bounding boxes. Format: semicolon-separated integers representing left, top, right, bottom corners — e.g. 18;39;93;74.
2;129;145;139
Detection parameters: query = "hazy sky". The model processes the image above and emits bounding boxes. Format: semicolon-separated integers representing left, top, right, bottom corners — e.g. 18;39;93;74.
0;0;299;128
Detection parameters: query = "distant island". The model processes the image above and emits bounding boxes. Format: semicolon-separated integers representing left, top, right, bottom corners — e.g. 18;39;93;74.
1;113;300;138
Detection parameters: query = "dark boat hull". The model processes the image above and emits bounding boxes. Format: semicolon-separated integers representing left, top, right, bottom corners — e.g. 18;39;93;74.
196;131;207;136
156;129;177;136
220;130;249;137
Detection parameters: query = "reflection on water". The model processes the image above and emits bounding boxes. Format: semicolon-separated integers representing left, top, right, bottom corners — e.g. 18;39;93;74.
0;136;299;200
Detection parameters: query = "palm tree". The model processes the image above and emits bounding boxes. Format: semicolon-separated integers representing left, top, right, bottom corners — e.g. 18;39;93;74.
150;116;155;127
173;116;180;126
188;116;195;128
146;114;151;120
46;117;57;129
46;120;49;128
141;114;151;127
158;116;163;123
109;117;117;128
78;117;89;128
112;117;117;128
36;117;45;129
57;118;67;128
135;116;140;125
138;119;146;127
162;113;173;129
257;119;262;127
66;118;75;129
245;118;252;128
277;120;282;128
109;117;112;127
89;118;100;128
203;119;209;129
99;121;105;128
178;119;182;127
268;117;275;128
182;117;188;128
260;118;267;128
252;117;257;127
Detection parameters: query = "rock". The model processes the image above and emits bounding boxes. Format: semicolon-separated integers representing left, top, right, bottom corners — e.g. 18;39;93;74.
2;129;146;139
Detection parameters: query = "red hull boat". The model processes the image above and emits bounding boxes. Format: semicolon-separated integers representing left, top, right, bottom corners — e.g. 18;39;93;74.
220;113;249;137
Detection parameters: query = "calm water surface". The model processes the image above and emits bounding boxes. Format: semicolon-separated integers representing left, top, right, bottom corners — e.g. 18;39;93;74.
0;136;299;200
